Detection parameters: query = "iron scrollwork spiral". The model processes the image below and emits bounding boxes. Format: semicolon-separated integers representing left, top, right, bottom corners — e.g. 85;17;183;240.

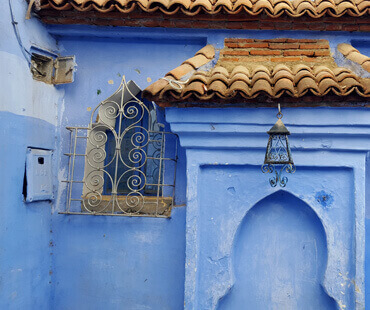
262;163;296;187
83;191;102;208
89;128;108;148
119;127;149;169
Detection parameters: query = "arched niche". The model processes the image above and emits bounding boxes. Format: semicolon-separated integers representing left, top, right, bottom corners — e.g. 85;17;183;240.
217;190;337;310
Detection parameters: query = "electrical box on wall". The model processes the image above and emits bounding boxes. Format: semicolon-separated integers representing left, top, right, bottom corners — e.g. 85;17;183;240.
24;148;54;203
31;53;76;85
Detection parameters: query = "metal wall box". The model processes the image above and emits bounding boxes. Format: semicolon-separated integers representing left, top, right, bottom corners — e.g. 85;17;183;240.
54;56;76;85
31;53;76;85
25;148;54;202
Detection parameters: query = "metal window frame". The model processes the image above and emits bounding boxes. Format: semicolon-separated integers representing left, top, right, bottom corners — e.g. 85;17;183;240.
61;77;178;218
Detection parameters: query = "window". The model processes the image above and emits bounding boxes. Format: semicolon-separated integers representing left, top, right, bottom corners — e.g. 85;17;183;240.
62;79;178;217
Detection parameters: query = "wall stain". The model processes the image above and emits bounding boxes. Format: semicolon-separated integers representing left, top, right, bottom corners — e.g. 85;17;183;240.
315;191;333;208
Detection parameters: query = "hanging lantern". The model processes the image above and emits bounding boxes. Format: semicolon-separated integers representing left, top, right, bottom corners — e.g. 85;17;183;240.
262;104;295;187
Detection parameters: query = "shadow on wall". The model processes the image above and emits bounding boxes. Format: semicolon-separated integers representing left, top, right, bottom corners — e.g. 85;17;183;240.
351;40;370;57
217;190;337;310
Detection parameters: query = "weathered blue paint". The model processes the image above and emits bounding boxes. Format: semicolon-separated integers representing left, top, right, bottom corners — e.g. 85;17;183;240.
315;190;334;209
51;25;194;310
0;0;61;308
218;190;337;310
0;112;56;310
166;107;368;309
1;1;370;309
51;207;186;310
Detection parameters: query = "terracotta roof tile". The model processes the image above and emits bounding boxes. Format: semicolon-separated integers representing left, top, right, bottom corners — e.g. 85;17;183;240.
272;70;294;84
188;73;208;84
183;80;206;96
212;66;229;76
209;80;228;97
143;39;370;104
229;80;249;96
183;54;210;68
166;63;194;80
338;43;370;72
363;61;370;72
347;52;369;64
38;0;370;17
362;78;370;95
231;66;250;76
274;78;295;96
230;72;250;85
144;78;168;96
195;44;216;59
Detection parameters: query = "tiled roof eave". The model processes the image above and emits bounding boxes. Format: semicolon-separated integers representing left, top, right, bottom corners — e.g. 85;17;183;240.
148;93;370;108
151;97;370;108
147;92;370;108
143;41;370;107
144;74;370;106
37;0;370;18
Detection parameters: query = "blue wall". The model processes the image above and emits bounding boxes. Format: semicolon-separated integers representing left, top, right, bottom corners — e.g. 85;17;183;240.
366;153;370;308
1;1;370;309
51;208;186;310
166;107;368;309
0;113;55;310
0;1;190;309
0;0;62;308
51;29;197;310
218;190;337;310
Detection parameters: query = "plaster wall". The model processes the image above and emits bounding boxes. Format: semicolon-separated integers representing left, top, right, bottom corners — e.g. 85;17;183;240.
0;0;62;309
166;107;370;310
1;2;370;309
50;33;195;310
0;2;190;309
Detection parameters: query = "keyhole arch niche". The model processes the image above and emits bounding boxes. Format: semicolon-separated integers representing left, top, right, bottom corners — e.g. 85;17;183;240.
217;190;338;310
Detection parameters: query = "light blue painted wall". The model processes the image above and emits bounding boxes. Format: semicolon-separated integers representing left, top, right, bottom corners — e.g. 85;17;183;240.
0;1;189;308
166;107;369;309
1;1;370;309
51;207;186;310
217;190;337;310
0;112;55;310
51;32;197;310
0;0;62;308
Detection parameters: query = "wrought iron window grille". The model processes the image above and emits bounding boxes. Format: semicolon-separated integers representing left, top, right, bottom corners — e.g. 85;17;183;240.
61;77;178;217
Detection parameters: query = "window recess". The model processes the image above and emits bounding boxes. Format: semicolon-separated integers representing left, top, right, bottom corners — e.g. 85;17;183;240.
61;78;178;218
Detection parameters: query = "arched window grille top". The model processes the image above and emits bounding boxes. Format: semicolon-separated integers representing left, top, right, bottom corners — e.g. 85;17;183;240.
61;77;178;217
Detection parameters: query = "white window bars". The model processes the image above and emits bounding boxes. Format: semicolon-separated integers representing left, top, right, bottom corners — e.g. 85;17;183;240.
61;77;178;217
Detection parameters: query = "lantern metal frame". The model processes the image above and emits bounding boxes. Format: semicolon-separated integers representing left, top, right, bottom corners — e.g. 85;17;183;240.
262;104;296;187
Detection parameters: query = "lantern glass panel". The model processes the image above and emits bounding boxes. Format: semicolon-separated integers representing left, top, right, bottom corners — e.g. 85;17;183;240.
265;134;293;165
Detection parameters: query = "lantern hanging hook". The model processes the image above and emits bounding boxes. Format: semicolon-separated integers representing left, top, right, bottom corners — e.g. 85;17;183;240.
277;103;283;119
